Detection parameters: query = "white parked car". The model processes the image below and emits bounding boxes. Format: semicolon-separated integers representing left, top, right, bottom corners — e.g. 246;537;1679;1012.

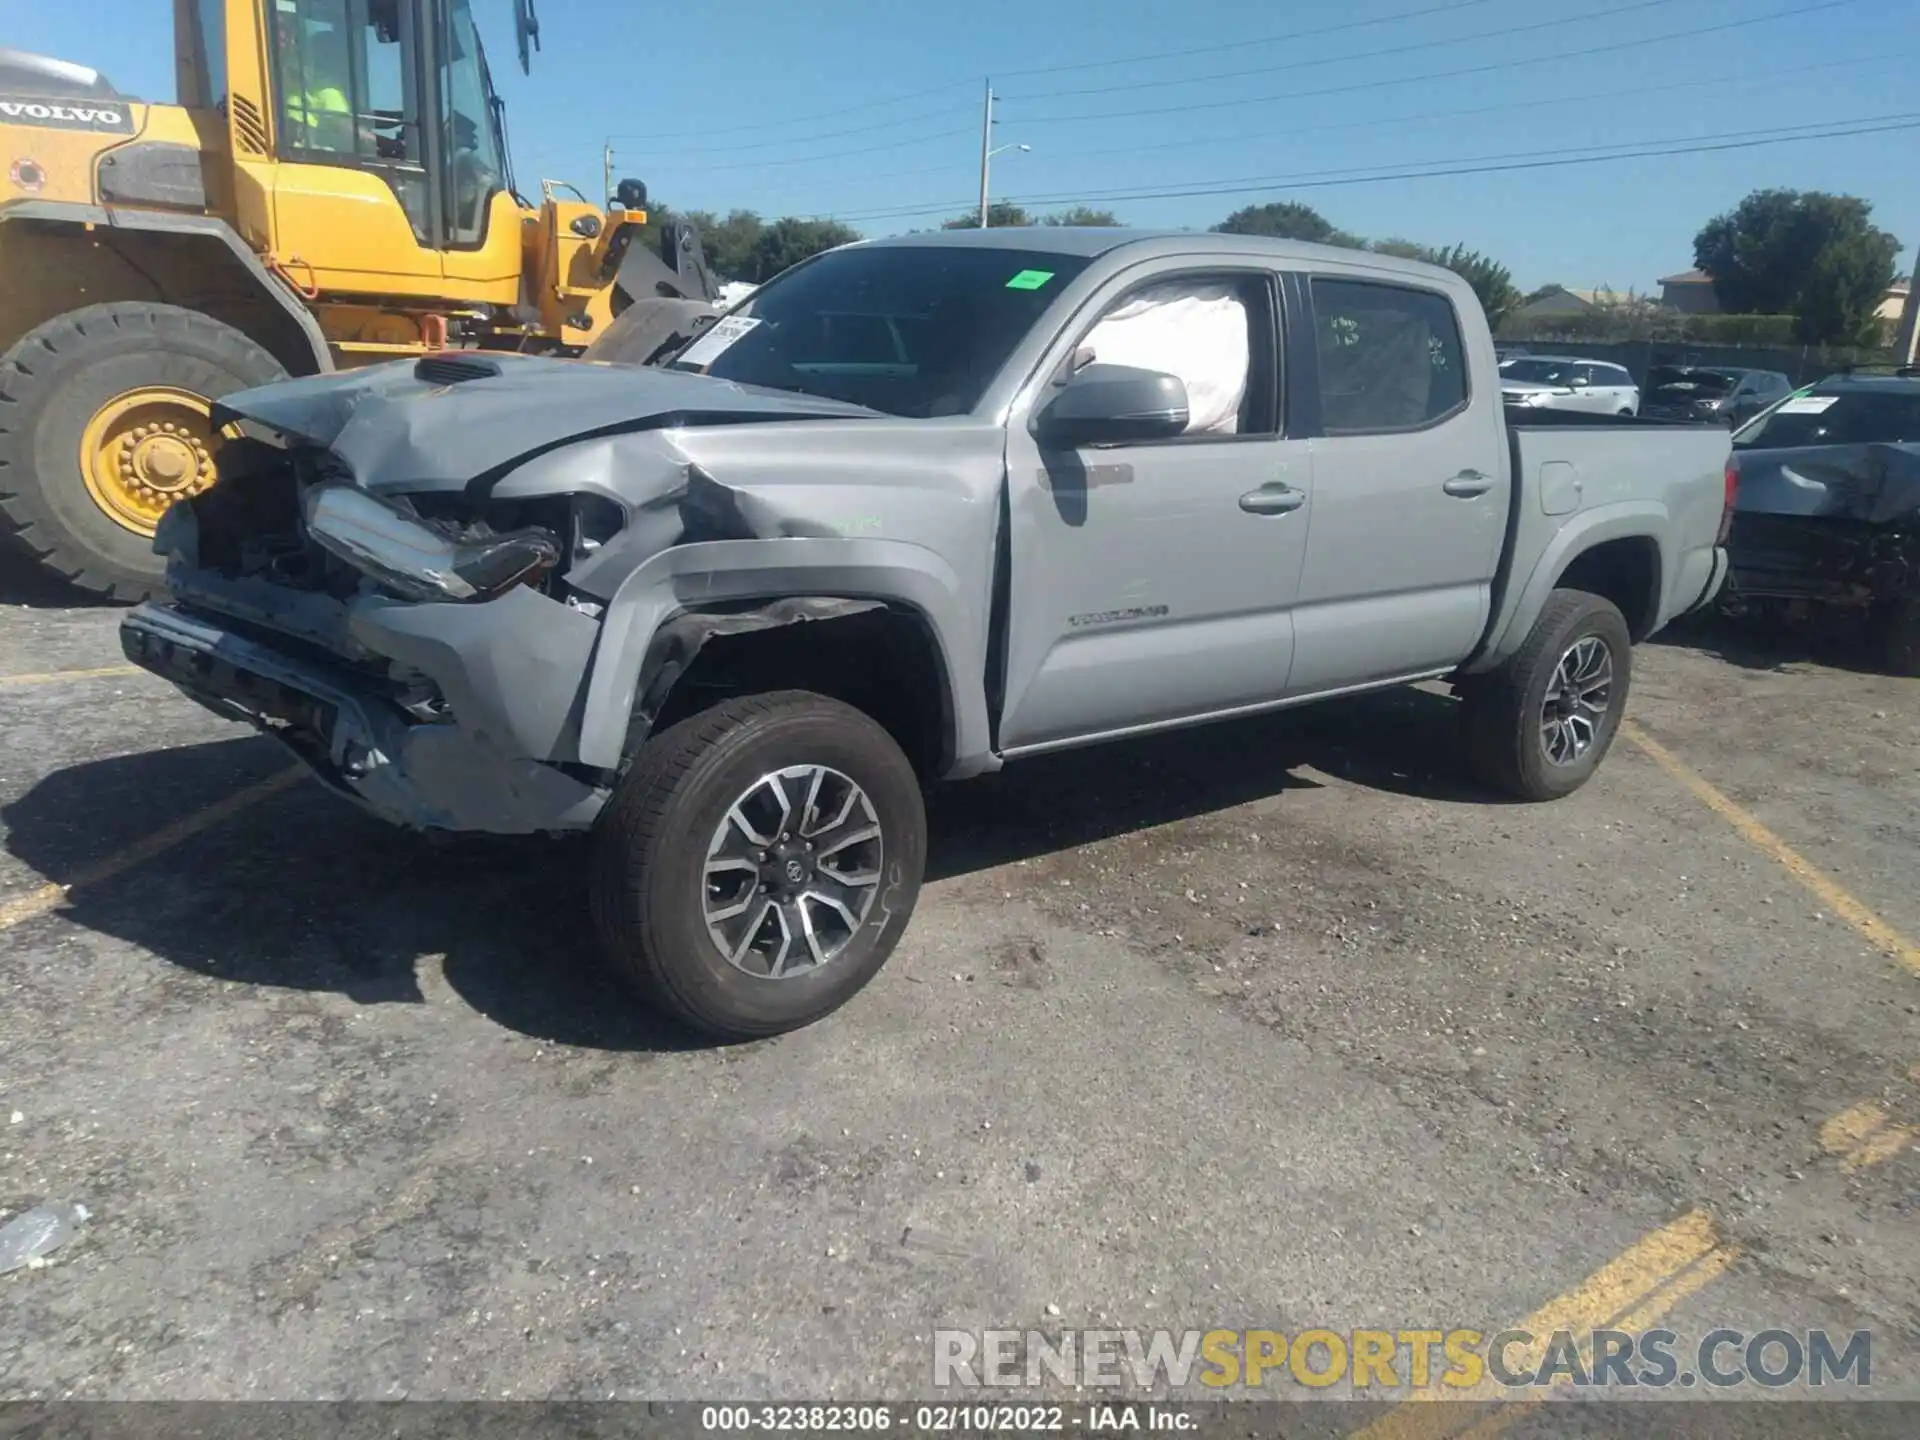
1500;355;1640;416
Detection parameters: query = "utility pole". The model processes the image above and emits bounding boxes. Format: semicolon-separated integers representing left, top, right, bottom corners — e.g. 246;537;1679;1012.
1897;254;1920;366
976;79;994;228
603;141;614;210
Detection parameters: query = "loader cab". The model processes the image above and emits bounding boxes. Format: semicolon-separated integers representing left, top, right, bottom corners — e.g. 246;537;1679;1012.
187;0;525;299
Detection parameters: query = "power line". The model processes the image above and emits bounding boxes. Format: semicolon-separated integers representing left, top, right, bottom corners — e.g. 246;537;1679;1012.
738;48;1905;211
608;103;976;156
605;80;977;144
641;127;976;175
1003;0;1679;103
1013;112;1920;207
1023;48;1914;168
600;0;1504;146
1004;0;1868;125
815;113;1920;225
992;0;1505;79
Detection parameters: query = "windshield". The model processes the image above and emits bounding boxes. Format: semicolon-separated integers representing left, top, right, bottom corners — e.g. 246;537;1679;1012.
1648;367;1738;396
1500;358;1578;385
1733;389;1920;450
667;245;1092;418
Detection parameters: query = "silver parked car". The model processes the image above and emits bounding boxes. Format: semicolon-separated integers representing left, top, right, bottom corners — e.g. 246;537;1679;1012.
1500;355;1640;416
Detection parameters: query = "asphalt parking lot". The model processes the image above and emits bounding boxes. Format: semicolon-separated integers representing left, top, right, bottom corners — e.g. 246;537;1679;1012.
1;577;1916;1415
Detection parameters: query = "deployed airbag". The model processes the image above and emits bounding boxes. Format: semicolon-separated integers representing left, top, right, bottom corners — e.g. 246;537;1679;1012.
1078;282;1250;435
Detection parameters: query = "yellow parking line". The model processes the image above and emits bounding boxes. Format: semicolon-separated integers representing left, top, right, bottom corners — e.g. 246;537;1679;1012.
0;766;306;932
1621;720;1920;978
1817;1099;1915;1172
0;664;143;686
1353;1208;1739;1440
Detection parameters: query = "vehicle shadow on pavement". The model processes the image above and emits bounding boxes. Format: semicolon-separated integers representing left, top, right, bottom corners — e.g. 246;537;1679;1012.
0;734;703;1055
1653;610;1890;676
0;558;120;610
3;687;1502;1051
928;683;1508;879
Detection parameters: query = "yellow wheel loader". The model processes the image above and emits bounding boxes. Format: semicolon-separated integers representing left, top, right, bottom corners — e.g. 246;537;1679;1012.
0;1;716;599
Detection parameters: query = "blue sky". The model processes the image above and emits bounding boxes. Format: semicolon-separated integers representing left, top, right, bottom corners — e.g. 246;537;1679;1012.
11;0;1919;291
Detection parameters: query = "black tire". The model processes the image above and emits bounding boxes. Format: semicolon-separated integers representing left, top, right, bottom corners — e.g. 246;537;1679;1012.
1870;597;1920;677
1459;588;1634;801
590;690;927;1040
0;302;287;601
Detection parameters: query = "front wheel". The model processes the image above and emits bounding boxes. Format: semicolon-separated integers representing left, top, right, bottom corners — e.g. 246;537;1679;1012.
590;691;926;1039
1459;589;1633;801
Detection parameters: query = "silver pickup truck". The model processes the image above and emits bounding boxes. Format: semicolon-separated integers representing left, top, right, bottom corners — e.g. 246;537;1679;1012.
121;229;1733;1037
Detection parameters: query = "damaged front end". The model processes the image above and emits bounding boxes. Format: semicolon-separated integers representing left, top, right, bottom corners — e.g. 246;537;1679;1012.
1723;442;1920;618
122;434;617;833
118;351;897;834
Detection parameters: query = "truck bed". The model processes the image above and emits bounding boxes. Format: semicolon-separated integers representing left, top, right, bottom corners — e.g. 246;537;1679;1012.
1470;410;1732;670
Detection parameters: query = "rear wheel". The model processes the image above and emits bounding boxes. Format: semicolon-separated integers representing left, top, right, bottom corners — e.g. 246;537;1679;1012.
1459;589;1633;801
1870;596;1920;677
0;302;287;600
590;691;926;1040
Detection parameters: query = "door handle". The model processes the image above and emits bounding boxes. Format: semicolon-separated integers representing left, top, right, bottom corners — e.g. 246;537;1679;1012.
1442;470;1495;498
1239;483;1306;515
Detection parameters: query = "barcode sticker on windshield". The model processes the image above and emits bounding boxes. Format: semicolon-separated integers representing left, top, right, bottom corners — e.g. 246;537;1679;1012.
1777;395;1839;414
676;315;762;369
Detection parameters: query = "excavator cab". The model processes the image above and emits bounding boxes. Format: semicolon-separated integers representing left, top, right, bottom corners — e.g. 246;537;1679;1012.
0;0;699;598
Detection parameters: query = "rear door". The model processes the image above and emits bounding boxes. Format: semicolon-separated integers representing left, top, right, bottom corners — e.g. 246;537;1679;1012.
1287;273;1508;692
996;261;1313;752
1602;364;1639;414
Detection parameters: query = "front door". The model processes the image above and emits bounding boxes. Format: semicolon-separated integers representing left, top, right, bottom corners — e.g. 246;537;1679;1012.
997;263;1313;752
1287;274;1508;693
266;0;443;294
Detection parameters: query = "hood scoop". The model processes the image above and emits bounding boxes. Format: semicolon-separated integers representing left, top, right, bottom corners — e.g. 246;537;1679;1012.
414;355;504;386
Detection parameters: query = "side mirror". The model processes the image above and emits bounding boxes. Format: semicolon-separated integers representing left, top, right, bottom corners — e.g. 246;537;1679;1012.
1036;363;1190;447
1566;375;1588;389
613;177;648;210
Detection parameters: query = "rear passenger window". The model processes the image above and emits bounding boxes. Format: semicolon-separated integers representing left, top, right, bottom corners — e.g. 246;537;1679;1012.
1311;278;1467;432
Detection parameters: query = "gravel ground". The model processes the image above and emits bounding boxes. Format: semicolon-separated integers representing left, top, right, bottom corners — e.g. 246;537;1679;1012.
0;583;1915;1411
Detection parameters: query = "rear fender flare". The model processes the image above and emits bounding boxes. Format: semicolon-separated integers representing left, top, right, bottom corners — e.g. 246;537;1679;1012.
1466;502;1669;673
576;536;992;777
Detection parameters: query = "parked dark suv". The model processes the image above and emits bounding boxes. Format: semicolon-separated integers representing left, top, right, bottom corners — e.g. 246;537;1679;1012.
1724;366;1920;674
1642;366;1793;426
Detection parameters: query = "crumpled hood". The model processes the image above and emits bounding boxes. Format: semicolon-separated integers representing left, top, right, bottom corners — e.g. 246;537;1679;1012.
1732;442;1920;526
211;352;882;492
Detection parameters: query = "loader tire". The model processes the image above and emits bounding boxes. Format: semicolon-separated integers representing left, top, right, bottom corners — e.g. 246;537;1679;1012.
0;303;286;602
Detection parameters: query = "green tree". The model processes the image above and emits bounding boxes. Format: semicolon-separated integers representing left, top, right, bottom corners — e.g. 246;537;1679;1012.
1366;239;1522;326
1212;202;1361;247
1040;207;1123;227
943;201;1033;228
1693;189;1901;344
747;217;861;281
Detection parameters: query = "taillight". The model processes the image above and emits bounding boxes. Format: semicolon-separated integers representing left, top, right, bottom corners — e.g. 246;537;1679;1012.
1717;457;1739;544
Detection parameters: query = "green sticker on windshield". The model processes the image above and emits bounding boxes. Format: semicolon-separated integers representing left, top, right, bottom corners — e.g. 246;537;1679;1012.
1005;269;1055;290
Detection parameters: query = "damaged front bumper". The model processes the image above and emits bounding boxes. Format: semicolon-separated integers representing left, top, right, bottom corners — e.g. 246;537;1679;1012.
121;593;608;835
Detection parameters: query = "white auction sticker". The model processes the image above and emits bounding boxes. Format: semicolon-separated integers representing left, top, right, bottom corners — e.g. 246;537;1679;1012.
1777;394;1840;414
676;315;762;369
